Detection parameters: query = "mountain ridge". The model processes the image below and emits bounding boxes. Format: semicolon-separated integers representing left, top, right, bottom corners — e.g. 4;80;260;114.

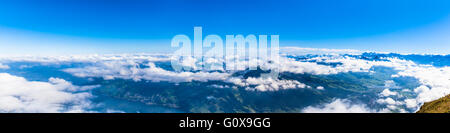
417;94;450;113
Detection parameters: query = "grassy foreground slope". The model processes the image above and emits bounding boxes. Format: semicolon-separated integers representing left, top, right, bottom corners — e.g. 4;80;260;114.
417;94;450;113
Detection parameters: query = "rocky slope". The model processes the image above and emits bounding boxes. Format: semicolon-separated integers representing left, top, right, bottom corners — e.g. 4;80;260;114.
417;94;450;113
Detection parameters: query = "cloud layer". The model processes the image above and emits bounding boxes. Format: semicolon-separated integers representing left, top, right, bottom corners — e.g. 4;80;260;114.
302;99;384;113
63;61;230;83
0;47;449;113
0;73;98;113
0;63;9;69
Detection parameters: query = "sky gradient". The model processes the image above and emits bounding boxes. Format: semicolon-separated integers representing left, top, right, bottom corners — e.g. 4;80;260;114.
0;0;449;55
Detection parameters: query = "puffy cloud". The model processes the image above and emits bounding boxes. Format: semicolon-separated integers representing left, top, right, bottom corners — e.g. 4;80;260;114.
384;80;399;88
376;98;403;105
393;65;450;110
0;63;9;69
174;53;404;76
274;56;415;75
0;73;98;113
293;55;449;112
178;56;200;70
141;63;230;82
0;50;422;77
316;86;325;90
0;54;171;63
2;49;449;107
404;99;418;109
227;77;309;91
276;57;339;75
64;61;230;83
1;51;417;84
380;89;398;97
318;56;414;73
305;55;450;112
3;47;450;113
302;99;384;113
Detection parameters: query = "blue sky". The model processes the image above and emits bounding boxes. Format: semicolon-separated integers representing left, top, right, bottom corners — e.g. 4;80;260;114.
0;0;449;55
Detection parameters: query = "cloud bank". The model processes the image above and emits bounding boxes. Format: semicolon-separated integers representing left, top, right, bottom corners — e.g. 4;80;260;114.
302;99;384;113
0;47;449;113
63;61;230;83
0;63;9;69
0;73;98;113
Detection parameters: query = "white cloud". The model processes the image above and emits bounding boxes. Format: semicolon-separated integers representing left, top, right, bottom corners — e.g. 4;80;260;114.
1;51;415;85
376;98;403;105
285;55;449;112
208;84;230;89
273;56;416;76
380;89;398;97
0;63;9;69
0;54;171;63
276;57;339;75
178;56;200;70
316;86;325;90
0;73;98;113
384;80;399;88
227;77;309;91
302;99;384;113
404;99;418;109
64;61;230;83
393;65;450;111
1;48;449;107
